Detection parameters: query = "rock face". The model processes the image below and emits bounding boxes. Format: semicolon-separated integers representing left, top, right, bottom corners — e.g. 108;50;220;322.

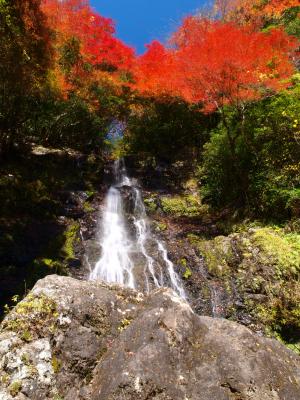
1;275;300;400
141;187;300;350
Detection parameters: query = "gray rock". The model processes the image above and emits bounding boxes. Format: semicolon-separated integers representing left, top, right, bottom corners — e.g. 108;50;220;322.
0;275;299;400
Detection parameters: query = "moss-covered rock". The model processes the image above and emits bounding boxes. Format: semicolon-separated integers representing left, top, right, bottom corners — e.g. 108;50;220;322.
8;380;22;397
251;227;300;276
161;194;208;218
2;293;58;341
143;196;158;213
188;225;300;353
153;221;168;232
1;275;300;399
189;234;234;277
62;222;80;261
0;150;103;317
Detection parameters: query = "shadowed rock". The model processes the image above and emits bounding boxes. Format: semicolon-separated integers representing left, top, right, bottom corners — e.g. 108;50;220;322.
0;275;299;399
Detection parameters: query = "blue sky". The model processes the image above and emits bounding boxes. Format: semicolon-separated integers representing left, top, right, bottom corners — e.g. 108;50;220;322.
90;0;207;54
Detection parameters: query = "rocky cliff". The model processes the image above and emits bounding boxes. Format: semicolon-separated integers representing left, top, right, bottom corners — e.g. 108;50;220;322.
1;275;300;400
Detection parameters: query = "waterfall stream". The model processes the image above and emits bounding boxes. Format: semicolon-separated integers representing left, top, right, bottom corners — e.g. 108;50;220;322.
90;159;186;299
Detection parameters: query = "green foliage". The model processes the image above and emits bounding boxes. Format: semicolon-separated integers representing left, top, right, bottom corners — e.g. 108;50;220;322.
252;227;300;276
22;95;106;152
191;235;233;277
83;201;95;213
154;221;167;232
11;294;19;303
181;258;192;279
20;352;30;365
144;197;157;213
180;258;192;279
125;98;216;162
263;6;300;38
59;37;81;74
201;83;300;219
33;258;66;276
0;0;52;153
4;294;21;316
283;6;300;38
53;395;64;400
201;124;239;207
183;268;192;279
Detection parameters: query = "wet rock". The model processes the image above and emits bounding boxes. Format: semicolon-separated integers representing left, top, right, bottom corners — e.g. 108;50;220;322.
183;227;300;348
146;204;300;352
0;275;299;400
67;257;81;268
58;191;86;218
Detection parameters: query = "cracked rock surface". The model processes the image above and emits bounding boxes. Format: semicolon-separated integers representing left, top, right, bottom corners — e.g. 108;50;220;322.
0;275;300;399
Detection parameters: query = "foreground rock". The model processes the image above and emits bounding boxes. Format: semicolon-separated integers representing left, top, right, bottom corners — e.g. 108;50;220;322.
0;275;300;400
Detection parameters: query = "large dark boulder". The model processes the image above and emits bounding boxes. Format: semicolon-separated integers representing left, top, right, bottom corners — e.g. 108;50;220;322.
0;275;299;400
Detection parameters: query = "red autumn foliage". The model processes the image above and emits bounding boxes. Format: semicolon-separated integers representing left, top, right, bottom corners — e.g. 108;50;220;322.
42;0;134;70
175;19;297;111
134;41;180;96
135;17;297;113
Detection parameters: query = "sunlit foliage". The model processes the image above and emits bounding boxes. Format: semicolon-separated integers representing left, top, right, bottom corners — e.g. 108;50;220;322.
214;0;300;24
41;0;135;95
135;18;297;113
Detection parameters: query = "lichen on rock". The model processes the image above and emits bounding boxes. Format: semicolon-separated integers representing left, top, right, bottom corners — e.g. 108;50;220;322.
0;274;299;400
2;293;58;342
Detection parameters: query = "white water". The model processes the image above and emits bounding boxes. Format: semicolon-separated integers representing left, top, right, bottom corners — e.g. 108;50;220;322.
89;186;135;288
90;159;186;299
156;240;186;299
133;188;163;291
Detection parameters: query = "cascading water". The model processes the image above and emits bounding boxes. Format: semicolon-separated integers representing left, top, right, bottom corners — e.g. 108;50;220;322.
156;240;186;299
133;188;163;291
89;185;135;288
90;159;186;299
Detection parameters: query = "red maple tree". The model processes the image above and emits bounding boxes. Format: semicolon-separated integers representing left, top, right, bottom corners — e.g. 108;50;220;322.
135;17;297;113
134;41;180;97
41;0;135;96
174;18;297;112
42;0;134;70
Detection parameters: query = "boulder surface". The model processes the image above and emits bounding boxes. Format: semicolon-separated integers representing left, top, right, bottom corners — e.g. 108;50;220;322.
0;275;300;400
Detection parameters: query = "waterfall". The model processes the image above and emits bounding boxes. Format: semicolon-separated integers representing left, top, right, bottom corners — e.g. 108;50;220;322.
90;159;186;299
156;240;186;299
89;186;135;288
133;188;164;291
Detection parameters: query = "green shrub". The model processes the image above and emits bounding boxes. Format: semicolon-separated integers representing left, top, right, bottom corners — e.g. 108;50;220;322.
201;83;300;219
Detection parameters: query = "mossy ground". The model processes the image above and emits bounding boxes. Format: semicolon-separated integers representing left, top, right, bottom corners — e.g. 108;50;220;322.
188;224;300;354
160;194;209;218
143;186;209;221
